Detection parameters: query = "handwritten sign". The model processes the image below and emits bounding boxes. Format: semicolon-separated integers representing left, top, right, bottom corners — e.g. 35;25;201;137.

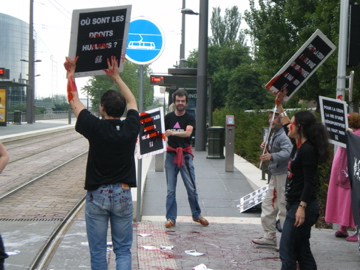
319;96;348;148
68;5;131;77
136;107;166;159
265;29;336;101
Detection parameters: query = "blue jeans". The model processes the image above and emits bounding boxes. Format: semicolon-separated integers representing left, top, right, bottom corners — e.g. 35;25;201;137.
85;183;133;270
279;200;319;270
165;152;201;221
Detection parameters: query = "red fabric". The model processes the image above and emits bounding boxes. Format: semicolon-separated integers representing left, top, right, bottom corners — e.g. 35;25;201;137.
272;187;277;209
167;145;194;167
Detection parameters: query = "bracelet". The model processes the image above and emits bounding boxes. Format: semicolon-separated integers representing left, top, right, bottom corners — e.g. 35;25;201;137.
279;111;287;118
299;204;306;209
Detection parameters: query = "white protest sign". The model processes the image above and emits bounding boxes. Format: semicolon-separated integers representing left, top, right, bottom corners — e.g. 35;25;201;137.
265;29;336;101
238;185;269;213
68;5;131;78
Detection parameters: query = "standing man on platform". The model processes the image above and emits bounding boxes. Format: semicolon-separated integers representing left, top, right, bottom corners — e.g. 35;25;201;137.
64;56;140;270
164;89;209;228
0;142;9;270
252;108;291;248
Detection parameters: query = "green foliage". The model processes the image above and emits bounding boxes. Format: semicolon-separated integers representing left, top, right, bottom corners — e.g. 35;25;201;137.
212;108;267;165
81;60;154;111
52;102;70;111
244;0;341;104
210;6;246;46
8;103;26;112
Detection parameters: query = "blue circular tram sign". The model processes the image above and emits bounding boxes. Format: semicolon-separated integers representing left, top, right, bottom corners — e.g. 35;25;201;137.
125;18;165;65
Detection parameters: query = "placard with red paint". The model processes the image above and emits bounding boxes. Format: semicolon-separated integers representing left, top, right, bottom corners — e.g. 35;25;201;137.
68;5;131;78
136;107;166;159
265;29;336;102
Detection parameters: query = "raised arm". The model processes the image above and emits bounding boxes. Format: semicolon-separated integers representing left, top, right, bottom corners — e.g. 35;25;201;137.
64;56;85;117
275;89;290;125
0;143;9;173
104;56;138;111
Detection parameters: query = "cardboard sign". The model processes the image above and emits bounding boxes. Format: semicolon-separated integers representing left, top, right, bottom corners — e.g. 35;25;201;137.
68;5;132;78
319;96;348;148
136;107;166;159
265;29;336;101
238;185;269;213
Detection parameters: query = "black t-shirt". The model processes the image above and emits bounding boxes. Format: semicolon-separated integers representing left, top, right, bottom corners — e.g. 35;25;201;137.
165;111;195;148
286;140;318;204
75;109;140;190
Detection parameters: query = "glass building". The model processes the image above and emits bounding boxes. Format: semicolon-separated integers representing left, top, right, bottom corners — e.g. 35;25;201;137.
0;13;56;108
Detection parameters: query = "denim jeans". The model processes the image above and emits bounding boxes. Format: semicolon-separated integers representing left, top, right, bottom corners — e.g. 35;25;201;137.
85;183;133;270
165;152;201;221
279;200;319;270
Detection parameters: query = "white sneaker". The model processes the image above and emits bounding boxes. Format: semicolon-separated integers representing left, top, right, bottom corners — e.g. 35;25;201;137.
252;237;276;246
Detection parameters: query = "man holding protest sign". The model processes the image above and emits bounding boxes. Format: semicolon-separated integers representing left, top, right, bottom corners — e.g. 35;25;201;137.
252;108;291;248
64;56;139;269
164;89;209;229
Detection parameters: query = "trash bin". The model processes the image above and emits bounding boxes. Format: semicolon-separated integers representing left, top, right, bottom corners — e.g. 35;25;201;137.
14;110;22;124
207;126;225;159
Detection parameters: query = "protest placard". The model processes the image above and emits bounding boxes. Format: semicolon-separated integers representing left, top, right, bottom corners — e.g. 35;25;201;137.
68;5;131;77
136;107;166;159
265;29;336;101
319;96;348;148
238;185;269;213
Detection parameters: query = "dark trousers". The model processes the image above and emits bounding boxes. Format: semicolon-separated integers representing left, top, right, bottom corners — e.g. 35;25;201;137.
279;200;319;270
0;235;8;270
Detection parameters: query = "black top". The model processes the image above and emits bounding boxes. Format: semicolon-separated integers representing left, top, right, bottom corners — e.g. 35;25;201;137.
165;111;195;149
286;140;318;204
75;109;140;190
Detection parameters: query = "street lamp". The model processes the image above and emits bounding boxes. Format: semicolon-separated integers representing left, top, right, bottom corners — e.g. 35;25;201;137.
179;1;199;68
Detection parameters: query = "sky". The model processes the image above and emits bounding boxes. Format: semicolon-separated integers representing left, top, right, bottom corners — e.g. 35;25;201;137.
2;0;250;98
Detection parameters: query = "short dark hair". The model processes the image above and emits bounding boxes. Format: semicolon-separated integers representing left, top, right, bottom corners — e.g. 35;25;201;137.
172;89;188;103
100;90;126;118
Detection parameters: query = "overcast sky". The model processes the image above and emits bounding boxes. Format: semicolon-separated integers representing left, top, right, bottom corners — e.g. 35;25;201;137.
2;0;250;98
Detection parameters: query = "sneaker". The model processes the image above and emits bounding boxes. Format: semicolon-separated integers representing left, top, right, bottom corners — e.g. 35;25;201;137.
193;216;209;226
165;219;175;228
346;233;358;242
252;237;276;246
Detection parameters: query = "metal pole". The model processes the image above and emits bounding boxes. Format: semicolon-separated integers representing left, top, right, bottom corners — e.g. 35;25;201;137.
336;0;349;100
27;0;35;124
136;65;144;222
195;0;208;151
180;0;186;68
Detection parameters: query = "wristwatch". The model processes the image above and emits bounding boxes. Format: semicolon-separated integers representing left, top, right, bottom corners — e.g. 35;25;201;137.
279;111;287;118
299;204;306;209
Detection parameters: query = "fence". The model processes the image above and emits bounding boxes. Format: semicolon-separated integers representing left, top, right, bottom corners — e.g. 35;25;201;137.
7;111;76;123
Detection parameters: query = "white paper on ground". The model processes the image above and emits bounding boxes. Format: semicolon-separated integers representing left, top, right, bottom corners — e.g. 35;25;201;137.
185;250;205;256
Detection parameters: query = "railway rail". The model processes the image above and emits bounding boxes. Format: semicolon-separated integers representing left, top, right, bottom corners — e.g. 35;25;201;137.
1;128;91;269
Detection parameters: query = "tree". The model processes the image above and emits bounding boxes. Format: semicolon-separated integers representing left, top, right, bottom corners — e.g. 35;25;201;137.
244;0;341;107
81;60;154;112
210;6;246;47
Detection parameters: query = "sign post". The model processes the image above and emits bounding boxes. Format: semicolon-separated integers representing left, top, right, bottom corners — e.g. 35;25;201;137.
125;18;165;222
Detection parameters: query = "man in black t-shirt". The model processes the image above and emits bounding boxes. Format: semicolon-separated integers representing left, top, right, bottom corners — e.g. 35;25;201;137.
164;89;209;228
64;56;139;270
